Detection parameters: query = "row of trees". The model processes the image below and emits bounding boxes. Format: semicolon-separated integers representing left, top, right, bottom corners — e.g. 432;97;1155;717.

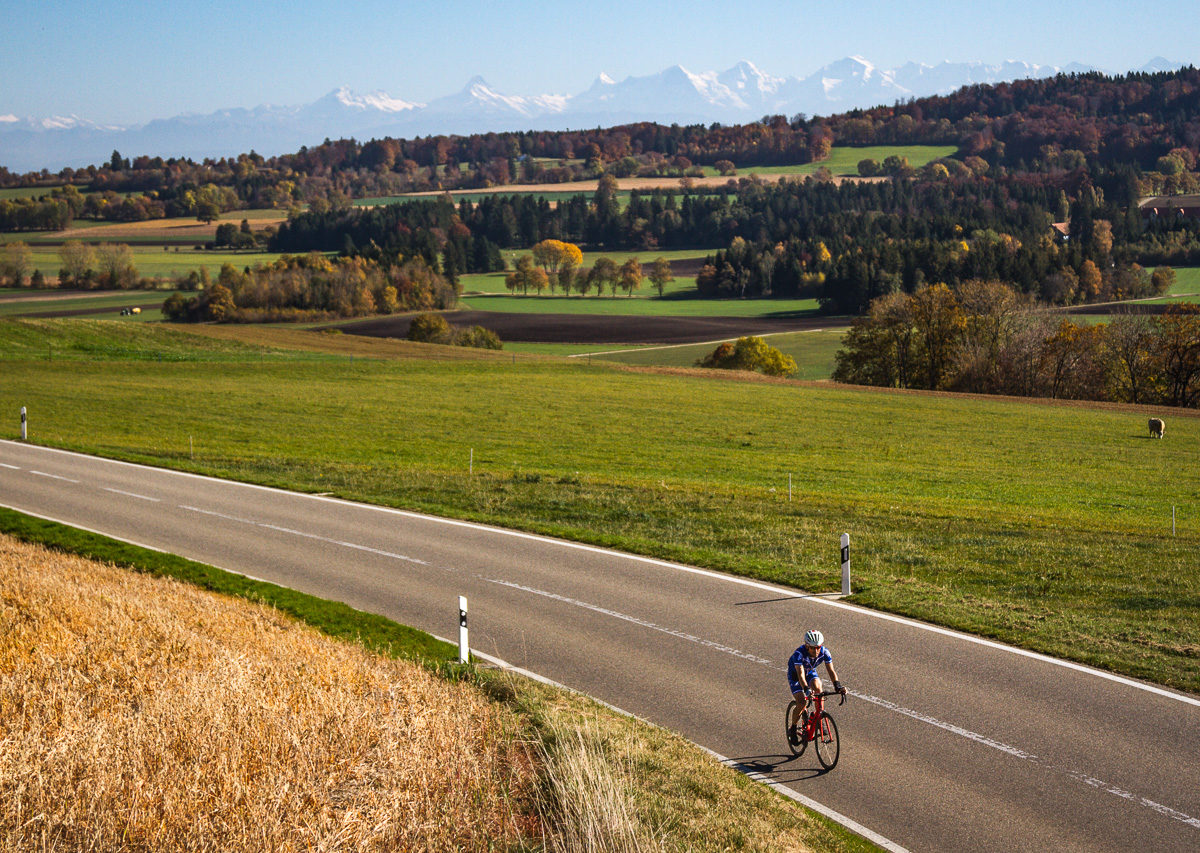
4;240;147;290
502;242;674;297
833;281;1200;407
162;254;455;323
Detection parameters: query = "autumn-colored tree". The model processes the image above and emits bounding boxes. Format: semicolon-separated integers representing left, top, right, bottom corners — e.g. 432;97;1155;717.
1039;320;1105;399
1151;266;1176;295
1091;219;1113;261
648;257;674;297
96;243;137;289
588;257;618;296
855;158;879;177
0;241;32;287
407;312;451;343
955;280;1023;391
714;159;736;176
1102;314;1159;404
203;283;236;321
833;291;917;388
58;241;95;287
910;283;965;389
1154;305;1200;407
699;335;796;377
1078;260;1103;301
505;254;548;295
808;129;832;162
531;239;583;293
618;257;643;296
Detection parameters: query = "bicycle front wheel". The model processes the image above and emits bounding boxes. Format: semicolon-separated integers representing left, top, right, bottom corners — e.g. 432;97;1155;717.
814;711;840;770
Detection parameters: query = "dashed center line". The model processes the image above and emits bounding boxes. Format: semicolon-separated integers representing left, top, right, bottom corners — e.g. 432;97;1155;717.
104;487;159;502
30;470;79;483
179;505;427;565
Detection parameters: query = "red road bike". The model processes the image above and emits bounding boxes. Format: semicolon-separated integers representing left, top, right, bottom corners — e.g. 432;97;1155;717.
785;689;845;770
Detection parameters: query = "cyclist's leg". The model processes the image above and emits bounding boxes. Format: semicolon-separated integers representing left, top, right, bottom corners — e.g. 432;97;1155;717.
808;674;825;715
788;686;807;729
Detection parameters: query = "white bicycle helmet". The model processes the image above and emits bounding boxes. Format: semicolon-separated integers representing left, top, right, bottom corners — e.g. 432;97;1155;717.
804;629;824;647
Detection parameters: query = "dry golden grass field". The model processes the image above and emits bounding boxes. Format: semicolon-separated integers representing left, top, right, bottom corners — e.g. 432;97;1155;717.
0;535;536;851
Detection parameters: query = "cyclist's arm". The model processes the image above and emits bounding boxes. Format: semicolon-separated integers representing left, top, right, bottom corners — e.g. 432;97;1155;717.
825;661;842;687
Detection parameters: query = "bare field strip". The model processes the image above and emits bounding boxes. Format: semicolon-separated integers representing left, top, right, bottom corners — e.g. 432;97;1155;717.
338;310;843;345
25;212;289;244
398;172;885;199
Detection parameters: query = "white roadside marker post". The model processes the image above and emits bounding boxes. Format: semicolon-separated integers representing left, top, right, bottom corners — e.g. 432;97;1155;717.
458;595;469;664
840;533;851;596
20;407;26;441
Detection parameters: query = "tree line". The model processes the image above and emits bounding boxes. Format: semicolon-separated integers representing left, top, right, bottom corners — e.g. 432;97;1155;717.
162;254;454;323
834;281;1200;408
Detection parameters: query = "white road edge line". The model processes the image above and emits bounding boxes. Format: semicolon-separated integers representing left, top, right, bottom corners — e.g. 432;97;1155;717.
0;463;19;470
4;440;1198;709
458;642;913;853
0;503;279;586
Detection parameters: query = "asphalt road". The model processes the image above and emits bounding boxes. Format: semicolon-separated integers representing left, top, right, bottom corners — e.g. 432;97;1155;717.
2;440;1198;852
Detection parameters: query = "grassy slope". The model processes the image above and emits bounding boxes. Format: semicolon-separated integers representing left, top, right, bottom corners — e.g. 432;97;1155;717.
2;319;1198;695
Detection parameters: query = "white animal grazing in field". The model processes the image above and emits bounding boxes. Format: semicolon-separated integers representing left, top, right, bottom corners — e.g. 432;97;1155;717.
1148;417;1165;439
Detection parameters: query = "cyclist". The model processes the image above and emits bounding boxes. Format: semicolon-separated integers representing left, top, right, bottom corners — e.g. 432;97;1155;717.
787;629;846;745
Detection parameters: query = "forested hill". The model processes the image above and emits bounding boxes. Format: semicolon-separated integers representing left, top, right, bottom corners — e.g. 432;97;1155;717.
822;67;1200;171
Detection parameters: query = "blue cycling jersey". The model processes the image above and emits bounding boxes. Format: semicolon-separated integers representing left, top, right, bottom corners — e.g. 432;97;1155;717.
787;644;832;690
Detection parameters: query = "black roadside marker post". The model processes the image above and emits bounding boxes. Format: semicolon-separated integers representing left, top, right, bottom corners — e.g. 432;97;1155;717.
20;407;26;441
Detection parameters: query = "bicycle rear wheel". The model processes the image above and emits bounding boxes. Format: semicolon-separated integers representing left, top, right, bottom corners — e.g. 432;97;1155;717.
814;712;840;770
785;700;806;756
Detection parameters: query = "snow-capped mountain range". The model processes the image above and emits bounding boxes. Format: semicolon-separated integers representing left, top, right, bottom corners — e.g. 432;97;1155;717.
0;56;1183;173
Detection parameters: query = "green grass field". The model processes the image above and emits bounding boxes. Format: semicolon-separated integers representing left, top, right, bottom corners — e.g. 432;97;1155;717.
2;318;1196;695
0;290;175;321
586;328;844;378
743;145;959;177
12;246;288;281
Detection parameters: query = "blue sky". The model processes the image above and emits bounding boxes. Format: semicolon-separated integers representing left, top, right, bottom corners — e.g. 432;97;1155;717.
2;0;1197;125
